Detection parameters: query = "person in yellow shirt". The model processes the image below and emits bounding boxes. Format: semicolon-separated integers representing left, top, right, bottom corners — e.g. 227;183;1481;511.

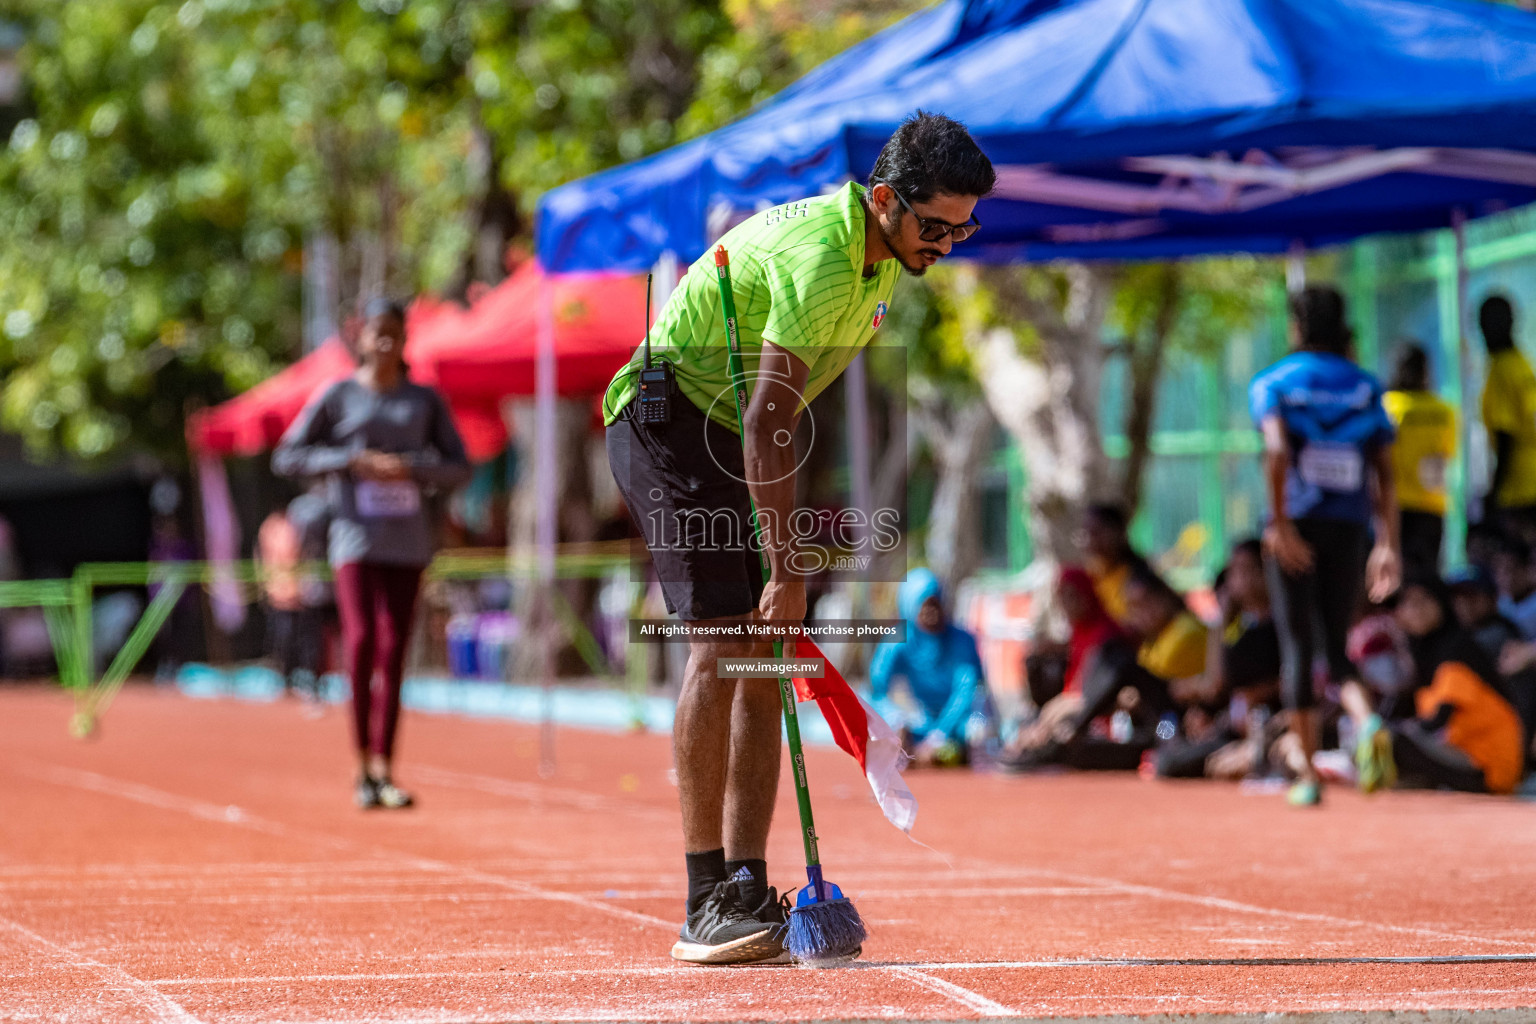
1384;343;1456;576
1081;504;1145;628
1123;565;1209;685
1480;295;1536;544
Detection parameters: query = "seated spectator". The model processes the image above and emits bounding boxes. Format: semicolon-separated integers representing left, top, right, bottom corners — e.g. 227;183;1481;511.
1472;561;1536;746
1493;535;1536;639
869;568;984;767
1346;575;1524;795
1081;504;1146;628
1002;568;1165;772
1465;520;1504;575
1448;566;1523;669
1347;601;1417;721
1123;563;1208;689
1154;540;1283;780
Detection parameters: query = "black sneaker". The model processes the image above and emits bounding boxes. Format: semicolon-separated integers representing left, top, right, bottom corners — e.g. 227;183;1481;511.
670;880;782;965
354;775;381;809
748;886;795;965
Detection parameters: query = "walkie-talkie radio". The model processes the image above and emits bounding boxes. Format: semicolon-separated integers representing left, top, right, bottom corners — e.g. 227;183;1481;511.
636;271;675;425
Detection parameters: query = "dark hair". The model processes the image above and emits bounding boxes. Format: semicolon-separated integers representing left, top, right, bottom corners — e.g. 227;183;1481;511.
1231;537;1264;567
1085;503;1128;534
1497;533;1532;564
1289;285;1351;356
1389;342;1429;392
1125;561;1186;611
1480;293;1514;350
363;296;406;323
868;111;996;204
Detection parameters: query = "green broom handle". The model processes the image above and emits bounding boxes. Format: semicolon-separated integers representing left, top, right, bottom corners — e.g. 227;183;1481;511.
712;246;824;880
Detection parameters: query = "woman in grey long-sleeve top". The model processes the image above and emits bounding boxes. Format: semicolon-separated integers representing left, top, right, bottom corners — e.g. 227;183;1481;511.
274;298;471;810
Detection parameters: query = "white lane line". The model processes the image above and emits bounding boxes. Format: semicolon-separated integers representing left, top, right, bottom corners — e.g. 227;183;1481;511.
1030;866;1536;951
580;885;1109;900
411;765;675;821
13;885;1111;909
0;860;398;878
899;954;1536;968
19;762;673;931
0;914;203;1024
880;965;1014;1016
144;961;1014;1017
22;763;355;852
145;955;1536;987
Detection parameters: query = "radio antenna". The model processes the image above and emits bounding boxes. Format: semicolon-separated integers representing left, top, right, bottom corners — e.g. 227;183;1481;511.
643;272;654;369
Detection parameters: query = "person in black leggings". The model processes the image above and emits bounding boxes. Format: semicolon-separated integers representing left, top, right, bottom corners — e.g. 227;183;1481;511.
1248;286;1401;806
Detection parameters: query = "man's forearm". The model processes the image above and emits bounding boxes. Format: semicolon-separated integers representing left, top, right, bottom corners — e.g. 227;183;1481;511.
743;422;800;581
741;341;811;584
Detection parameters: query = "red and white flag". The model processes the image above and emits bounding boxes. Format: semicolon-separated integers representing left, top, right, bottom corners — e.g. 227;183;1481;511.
791;639;918;834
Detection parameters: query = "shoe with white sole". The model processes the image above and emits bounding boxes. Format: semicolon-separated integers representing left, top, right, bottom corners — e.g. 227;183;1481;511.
671;880;782;965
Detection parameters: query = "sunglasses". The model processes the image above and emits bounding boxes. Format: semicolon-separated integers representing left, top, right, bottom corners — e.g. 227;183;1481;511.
873;178;981;243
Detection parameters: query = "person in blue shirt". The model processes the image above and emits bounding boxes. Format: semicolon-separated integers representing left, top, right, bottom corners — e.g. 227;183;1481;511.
1249;285;1401;806
869;568;985;766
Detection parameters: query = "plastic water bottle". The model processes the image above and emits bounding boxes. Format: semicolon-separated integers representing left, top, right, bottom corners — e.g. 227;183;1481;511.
1110;709;1133;743
447;614;479;679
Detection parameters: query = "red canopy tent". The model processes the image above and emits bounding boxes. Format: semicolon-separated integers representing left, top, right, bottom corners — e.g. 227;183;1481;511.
186;264;646;463
412;264;648;404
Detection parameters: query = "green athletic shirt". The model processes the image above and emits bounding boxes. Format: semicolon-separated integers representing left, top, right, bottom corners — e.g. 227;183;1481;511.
601;182;899;433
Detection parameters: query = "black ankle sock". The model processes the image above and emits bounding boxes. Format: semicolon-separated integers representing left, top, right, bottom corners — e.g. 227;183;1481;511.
685;848;727;915
724;858;768;908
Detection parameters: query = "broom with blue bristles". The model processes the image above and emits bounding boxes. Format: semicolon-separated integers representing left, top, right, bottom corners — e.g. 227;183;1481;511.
711;244;867;967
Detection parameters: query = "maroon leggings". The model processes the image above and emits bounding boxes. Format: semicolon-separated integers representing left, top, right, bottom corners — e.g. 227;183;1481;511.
334;562;423;759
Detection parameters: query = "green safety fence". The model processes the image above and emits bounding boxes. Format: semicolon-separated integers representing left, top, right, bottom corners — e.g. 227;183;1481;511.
2;548;637;739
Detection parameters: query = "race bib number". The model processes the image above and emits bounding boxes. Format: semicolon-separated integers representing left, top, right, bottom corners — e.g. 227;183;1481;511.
1417;456;1447;493
1297;442;1363;492
355;480;421;518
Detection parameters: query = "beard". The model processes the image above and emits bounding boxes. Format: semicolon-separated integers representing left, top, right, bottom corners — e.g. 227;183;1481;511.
880;219;942;276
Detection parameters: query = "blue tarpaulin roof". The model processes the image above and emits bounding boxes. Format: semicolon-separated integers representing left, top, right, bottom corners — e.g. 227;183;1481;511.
536;0;1536;273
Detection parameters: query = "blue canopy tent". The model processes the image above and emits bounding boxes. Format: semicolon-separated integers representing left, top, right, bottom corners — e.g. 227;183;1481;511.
525;0;1536;583
537;0;1536;272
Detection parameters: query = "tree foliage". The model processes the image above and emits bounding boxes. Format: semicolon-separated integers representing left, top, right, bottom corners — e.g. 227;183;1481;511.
0;0;734;461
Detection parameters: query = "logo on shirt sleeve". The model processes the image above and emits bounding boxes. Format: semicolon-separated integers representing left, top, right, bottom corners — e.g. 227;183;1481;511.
871;300;889;331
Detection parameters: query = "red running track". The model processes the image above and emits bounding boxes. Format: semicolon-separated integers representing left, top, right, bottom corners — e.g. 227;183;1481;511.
2;684;1535;1023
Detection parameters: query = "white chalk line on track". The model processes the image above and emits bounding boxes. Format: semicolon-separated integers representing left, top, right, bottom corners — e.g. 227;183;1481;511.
0;914;203;1024
18;761;672;930
410;764;676;821
14;759;1013;1019
1026;866;1536;951
0;860;398;877
8;885;1114;908
21;757;1536;1019
870;966;1014;1016
141;953;1536;986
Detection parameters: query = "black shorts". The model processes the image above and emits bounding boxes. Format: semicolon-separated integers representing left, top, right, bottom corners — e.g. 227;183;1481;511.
606;397;766;622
